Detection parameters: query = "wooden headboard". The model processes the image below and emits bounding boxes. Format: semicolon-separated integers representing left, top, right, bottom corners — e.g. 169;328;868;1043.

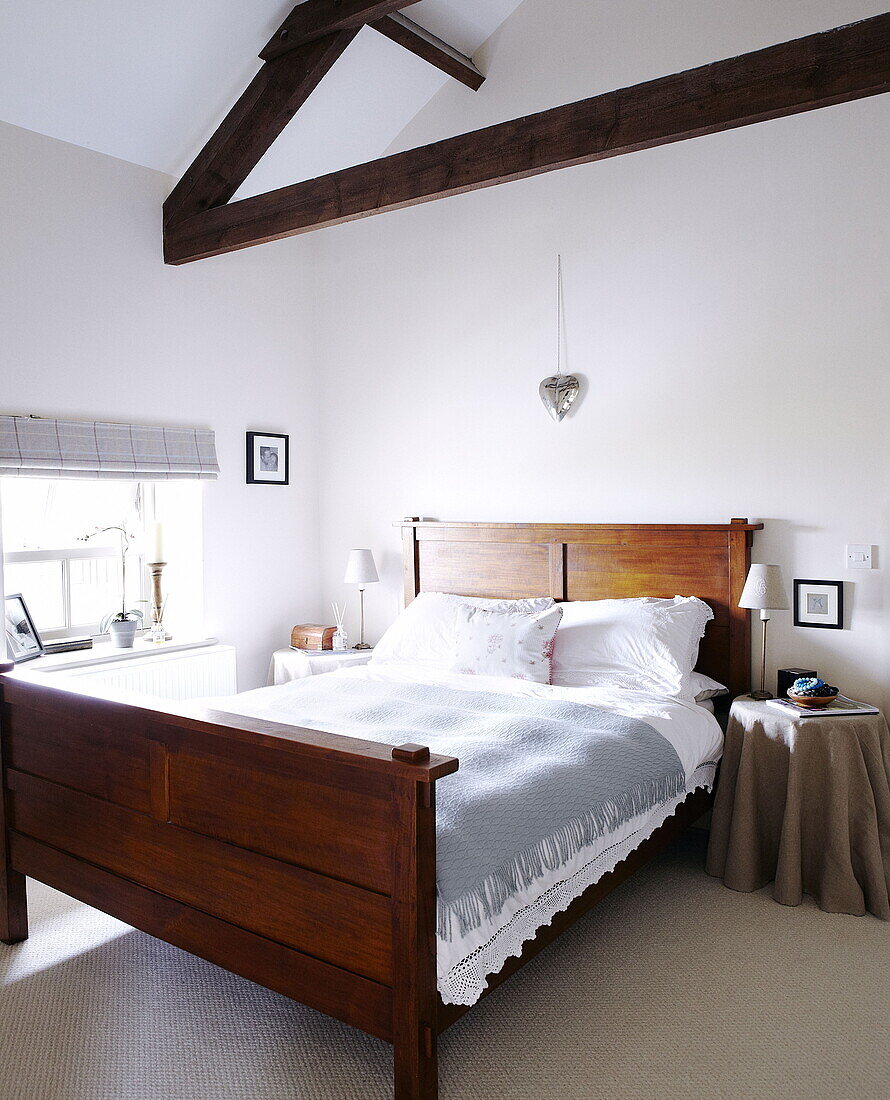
399;519;763;700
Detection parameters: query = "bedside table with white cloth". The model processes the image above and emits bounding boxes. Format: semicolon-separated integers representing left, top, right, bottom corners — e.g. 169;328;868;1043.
267;647;373;685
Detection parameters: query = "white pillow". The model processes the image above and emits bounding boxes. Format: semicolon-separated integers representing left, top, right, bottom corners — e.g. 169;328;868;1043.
689;671;728;701
550;596;714;697
449;605;563;683
372;591;555;669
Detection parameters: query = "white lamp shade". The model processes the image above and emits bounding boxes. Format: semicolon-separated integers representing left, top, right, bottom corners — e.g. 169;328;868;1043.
738;564;789;611
343;548;379;585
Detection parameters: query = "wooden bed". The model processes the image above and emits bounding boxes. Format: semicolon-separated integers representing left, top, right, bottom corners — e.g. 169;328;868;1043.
0;518;760;1099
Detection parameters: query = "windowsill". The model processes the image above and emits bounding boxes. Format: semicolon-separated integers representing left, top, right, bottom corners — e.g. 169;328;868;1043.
18;636;222;674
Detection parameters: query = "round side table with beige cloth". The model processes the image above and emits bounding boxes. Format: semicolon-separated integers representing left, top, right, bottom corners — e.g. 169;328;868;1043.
706;696;890;919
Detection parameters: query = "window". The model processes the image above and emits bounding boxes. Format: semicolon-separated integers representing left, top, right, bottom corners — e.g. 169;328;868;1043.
1;479;203;641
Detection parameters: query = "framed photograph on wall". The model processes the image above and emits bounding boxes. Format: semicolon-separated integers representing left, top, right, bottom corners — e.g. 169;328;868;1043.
793;579;844;629
246;431;289;485
5;593;45;663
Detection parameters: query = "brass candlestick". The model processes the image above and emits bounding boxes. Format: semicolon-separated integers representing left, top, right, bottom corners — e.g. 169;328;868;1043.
147;562;169;641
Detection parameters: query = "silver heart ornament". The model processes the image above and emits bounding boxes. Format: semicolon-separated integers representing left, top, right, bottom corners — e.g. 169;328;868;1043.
539;374;580;422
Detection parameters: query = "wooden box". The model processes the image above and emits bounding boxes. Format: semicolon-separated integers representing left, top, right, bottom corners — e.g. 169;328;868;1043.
291;624;336;651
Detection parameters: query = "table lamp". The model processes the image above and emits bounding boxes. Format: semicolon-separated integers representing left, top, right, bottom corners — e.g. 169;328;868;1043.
738;563;789;699
343;548;379;650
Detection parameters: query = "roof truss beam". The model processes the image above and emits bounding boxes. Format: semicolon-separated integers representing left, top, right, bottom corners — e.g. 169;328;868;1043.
165;13;890;264
370;13;484;90
262;0;418;60
164;30;357;226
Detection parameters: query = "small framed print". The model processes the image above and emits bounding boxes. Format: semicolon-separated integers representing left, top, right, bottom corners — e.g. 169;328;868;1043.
793;579;844;629
246;431;289;485
5;593;45;663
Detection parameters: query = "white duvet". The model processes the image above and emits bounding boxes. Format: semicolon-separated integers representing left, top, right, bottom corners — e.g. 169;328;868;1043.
214;661;723;1006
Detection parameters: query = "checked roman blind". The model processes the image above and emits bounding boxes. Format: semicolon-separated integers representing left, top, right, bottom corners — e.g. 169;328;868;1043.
0;415;219;481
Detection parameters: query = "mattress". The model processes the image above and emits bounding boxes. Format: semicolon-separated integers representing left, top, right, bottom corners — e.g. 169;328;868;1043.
212;662;723;1005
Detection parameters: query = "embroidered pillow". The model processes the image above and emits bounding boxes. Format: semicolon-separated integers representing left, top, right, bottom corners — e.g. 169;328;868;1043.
449;605;563;683
372;591;555;669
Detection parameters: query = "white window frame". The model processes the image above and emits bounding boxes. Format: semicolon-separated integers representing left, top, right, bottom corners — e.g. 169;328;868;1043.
2;480;152;642
3;544;148;641
2;480;203;646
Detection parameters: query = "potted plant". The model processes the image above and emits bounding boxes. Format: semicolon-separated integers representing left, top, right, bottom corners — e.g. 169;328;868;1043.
80;524;144;648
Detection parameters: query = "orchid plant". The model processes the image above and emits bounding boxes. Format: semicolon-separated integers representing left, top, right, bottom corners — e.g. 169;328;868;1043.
79;524;144;630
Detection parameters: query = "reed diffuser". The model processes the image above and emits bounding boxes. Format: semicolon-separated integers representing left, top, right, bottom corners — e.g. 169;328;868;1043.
331;601;348;651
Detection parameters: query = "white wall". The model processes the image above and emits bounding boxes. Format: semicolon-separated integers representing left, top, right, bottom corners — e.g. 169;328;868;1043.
0;121;322;689
310;0;890;708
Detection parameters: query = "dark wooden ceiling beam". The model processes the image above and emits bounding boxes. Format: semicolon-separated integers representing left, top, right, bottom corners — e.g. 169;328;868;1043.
165;13;890;264
370;13;484;90
262;0;418;60
164;29;358;226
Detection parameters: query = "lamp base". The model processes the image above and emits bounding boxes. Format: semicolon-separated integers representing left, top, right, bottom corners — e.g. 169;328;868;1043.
750;689;773;701
353;642;372;650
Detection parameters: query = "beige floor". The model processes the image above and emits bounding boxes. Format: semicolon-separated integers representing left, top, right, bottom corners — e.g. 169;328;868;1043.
1;831;888;1100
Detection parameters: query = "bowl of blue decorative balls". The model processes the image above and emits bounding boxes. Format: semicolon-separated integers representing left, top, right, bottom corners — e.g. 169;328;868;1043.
786;676;839;708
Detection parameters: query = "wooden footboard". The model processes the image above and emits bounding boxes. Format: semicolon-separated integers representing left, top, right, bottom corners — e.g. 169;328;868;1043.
0;665;457;1100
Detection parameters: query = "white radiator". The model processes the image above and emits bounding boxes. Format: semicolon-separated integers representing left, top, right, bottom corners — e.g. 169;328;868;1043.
44;643;237;701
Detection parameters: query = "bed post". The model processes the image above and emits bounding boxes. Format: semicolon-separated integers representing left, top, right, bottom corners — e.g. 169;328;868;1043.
727;518;757;700
0;662;28;945
402;521;421;607
391;743;439;1100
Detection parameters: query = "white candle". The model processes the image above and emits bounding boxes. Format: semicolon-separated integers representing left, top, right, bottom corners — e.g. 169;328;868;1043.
152;521;165;563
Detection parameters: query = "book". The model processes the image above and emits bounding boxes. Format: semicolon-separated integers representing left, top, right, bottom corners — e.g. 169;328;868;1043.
765;695;879;718
43;636;93;654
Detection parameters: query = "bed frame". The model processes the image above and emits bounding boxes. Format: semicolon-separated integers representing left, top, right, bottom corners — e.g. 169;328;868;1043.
0;518;760;1099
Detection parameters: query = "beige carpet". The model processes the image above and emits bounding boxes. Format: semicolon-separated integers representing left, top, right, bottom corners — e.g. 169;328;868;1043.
1;831;888;1100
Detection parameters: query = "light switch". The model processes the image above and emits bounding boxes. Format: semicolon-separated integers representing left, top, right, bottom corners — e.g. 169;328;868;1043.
846;544;874;569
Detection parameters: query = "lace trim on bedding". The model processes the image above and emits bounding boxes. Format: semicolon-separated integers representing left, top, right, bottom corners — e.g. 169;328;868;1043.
680;597;715;687
437;768;687;940
437;763;717;1006
654;597;714;696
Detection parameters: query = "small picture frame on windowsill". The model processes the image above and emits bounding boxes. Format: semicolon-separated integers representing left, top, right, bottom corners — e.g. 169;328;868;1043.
793;579;844;629
246;431;289;486
5;593;45;663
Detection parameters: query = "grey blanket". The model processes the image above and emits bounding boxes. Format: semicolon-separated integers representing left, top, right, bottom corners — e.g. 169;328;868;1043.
247;677;686;939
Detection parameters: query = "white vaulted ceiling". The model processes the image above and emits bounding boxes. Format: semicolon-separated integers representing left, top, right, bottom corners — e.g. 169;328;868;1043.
0;1;522;195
